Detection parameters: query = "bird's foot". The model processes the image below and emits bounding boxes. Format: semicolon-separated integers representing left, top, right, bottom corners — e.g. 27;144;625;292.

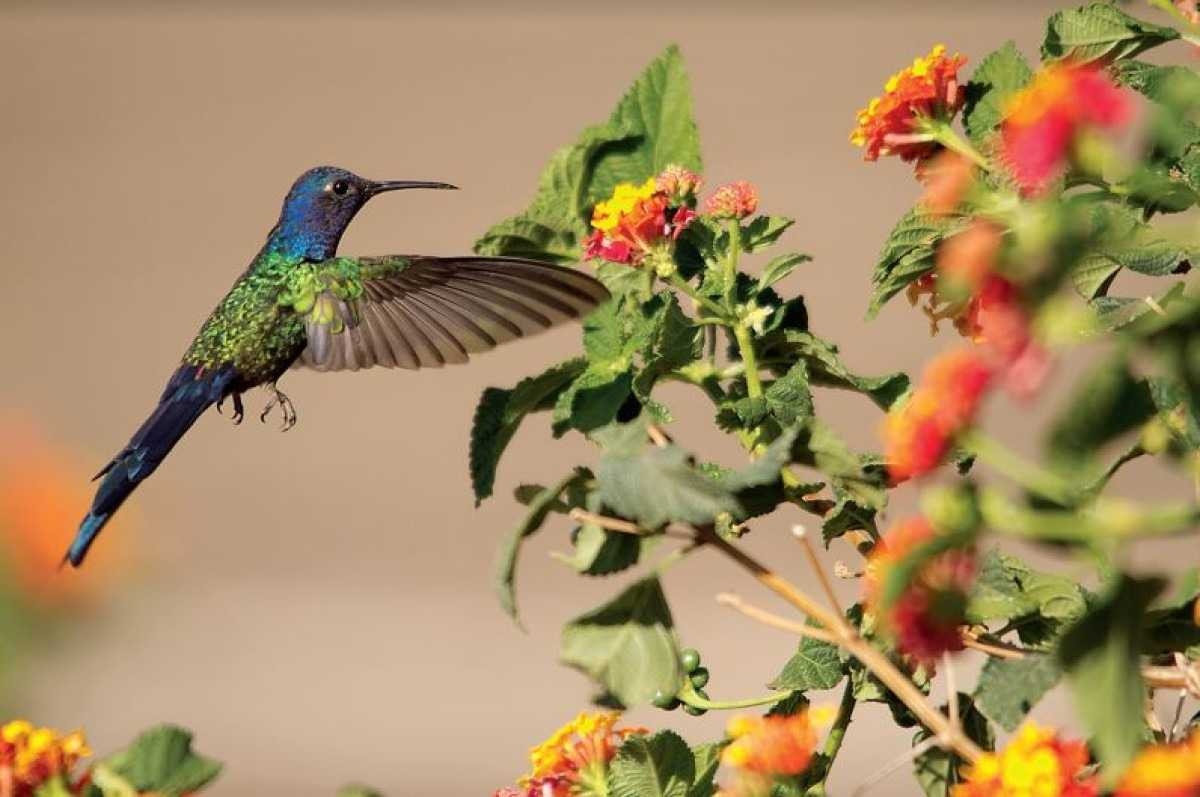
259;385;298;431
217;392;245;425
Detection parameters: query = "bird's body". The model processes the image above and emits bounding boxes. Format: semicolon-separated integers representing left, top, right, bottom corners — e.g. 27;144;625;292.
68;166;609;567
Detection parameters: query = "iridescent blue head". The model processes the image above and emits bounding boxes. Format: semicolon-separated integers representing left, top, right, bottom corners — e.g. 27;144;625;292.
265;165;457;260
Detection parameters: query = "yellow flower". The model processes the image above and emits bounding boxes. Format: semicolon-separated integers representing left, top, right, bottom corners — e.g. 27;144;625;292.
954;723;1096;797
591;178;657;232
0;719;92;793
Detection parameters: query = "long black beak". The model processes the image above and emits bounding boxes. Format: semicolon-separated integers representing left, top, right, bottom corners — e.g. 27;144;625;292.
368;179;459;195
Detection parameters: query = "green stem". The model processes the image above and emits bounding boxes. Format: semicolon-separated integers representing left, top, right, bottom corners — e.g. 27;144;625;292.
925;119;992;172
979;488;1200;543
805;681;857;797
677;680;796;711
723;219;741;311
668;271;726;319
959;430;1079;507
734;324;765;400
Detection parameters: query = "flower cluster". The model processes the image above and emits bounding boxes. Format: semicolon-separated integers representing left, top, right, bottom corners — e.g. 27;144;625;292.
851;44;968;162
954;723;1097;797
865;517;976;663
493;712;646;797
584;169;698;268
882;348;992;483
718;712;817;797
704;180;758;220
1116;729;1200;796
0;720;91;796
1000;62;1131;195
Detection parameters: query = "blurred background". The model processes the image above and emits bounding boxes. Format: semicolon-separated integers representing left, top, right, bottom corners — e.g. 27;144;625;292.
1;1;1194;794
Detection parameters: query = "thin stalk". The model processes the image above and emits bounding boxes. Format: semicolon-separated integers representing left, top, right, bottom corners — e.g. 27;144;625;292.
677;679;795;711
960;430;1078;506
805;681;857;797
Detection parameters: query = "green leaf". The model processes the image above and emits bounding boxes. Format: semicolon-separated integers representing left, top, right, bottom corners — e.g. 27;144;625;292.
756;252;812;293
962;41;1034;146
687;743;723;797
609;730;695;797
560;575;682;707
974;655;1062;731
1046;353;1155;473
764;330;910;410
470;358;587;503
556;521;648;577
771;636;844;692
1059;575;1166;783
765;361;815;428
913;697;994;797
98;725;222;797
1042;3;1179;64
966;550;1037;624
741;216;795;252
495;470;590;623
869;211;967;316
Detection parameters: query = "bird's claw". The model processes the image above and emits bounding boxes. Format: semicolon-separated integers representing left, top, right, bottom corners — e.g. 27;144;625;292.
259;385;297;432
217;392;245;425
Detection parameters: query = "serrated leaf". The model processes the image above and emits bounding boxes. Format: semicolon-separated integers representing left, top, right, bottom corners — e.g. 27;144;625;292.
1059;575;1166;784
974;655;1062;731
764;361;814;428
869;211;967;316
609;730;695;797
470;358;587;502
756;252;812;293
764;330;911;410
98;726;222;797
1042;3;1179;64
741;216;794;252
963;41;1034;146
966;550;1037;624
495;470;590;623
560;576;681;707
771;637;844;691
687;743;721;797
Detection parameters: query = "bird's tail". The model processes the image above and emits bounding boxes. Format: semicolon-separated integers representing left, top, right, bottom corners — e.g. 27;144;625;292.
67;364;236;567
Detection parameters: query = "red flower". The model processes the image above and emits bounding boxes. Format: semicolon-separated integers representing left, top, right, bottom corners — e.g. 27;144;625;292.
956;276;1051;398
584;176;696;266
704;181;759;220
1000;63;1131;195
883;349;993;483
865;518;976;664
851;44;968;162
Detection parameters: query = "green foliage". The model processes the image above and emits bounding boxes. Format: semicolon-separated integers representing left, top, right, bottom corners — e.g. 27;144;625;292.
868;211;967;316
973;655;1062;731
609;731;696;797
1042;3;1179;63
770;637;844;692
913;697;994;797
93;726;221;797
962;41;1034;146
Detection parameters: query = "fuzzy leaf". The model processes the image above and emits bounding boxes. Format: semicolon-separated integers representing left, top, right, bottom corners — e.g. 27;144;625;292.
98;726;222;797
756;252;812;293
765;361;815;428
763;330;911;410
610;731;695;797
560;576;681;707
963;41;1034;145
771;637;844;692
974;655;1062;731
1042;3;1179;64
687;743;722;797
741;216;795;252
869;211;967;316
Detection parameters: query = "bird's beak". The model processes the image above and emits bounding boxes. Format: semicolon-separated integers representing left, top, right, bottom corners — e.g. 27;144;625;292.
367;180;459;195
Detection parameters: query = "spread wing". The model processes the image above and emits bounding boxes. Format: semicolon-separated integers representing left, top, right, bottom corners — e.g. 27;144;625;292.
286;256;610;372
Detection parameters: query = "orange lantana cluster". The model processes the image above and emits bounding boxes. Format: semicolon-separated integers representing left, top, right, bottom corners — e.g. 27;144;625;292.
1116;729;1200;797
0;720;91;797
954;723;1097;797
584;168;699;267
493;712;646;797
883;348;992;483
851;44;968;162
865;517;976;663
718;712;817;797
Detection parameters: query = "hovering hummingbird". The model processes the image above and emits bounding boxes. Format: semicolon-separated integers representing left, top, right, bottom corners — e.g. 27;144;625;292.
67;166;609;567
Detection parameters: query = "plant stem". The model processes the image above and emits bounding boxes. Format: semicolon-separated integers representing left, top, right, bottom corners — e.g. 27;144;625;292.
677;679;796;711
723;219;741;310
926;119;991;172
960;430;1078;506
734;324;765;400
668;271;726;319
805;681;857;797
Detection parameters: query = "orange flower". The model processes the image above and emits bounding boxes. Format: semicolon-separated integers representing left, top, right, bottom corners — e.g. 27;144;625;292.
864;517;976;663
584;173;696;266
0;413;131;607
1000;62;1131;195
0;719;91;797
938;220;1003;293
720;712;816;796
954;723;1097;797
851;44;968;162
918;151;977;216
1116;729;1200;796
955;276;1051;399
494;712;646;797
704;181;759;220
882;349;992;483
656;164;703;202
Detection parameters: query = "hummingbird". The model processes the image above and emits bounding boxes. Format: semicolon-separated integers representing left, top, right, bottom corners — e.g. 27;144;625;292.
67;165;609;567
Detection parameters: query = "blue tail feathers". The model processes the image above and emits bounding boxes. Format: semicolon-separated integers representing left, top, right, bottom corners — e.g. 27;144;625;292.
66;364;237;567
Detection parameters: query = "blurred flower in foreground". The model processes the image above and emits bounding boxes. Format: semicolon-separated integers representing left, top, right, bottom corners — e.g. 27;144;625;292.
953;722;1097;797
718;712;817;797
0;719;91;797
883;349;992;483
0;413;130;607
704;181;759;220
1115;729;1200;796
918;151;977;216
851;44;968;162
865;517;976;663
955;276;1051;398
493;711;646;797
584;170;697;267
1000;62;1131;196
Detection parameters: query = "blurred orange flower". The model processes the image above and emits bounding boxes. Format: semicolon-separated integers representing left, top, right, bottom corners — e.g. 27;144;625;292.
1000;62;1131;195
882;349;992;483
0;413;130;607
0;719;91;797
954;723;1097;797
851;44;968;162
1116;729;1200;797
956;277;1051;399
494;711;646;797
717;712;816;797
865;517;975;663
919;151;977;216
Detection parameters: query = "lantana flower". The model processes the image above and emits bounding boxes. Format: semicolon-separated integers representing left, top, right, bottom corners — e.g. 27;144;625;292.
851;44;968;162
955;276;1051;398
493;711;646;797
918;151;978;216
584;170;697;268
0;720;91;797
718;713;817;797
953;723;1097;797
1000;62;1131;195
1115;729;1200;796
704;181;759;220
865;517;976;663
882;348;992;483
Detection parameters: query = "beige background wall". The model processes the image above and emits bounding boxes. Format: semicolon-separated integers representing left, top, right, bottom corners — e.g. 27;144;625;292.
2;3;1191;794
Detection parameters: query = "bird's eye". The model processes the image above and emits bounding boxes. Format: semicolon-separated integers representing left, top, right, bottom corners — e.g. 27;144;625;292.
330;179;351;196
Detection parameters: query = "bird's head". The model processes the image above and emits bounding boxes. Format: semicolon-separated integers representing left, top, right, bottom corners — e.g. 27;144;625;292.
266;165;457;260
